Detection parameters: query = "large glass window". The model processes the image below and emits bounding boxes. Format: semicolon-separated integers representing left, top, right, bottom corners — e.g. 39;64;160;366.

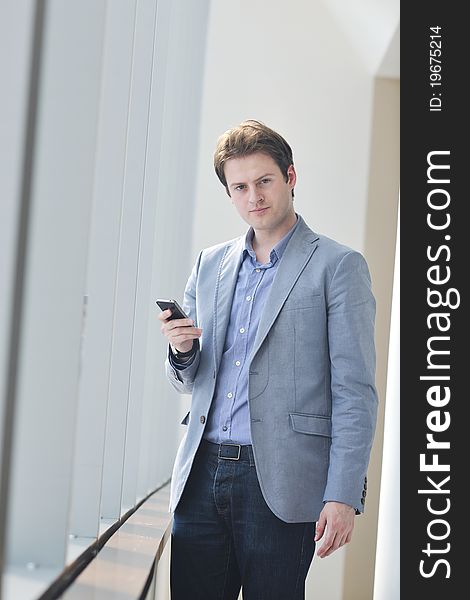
0;1;209;598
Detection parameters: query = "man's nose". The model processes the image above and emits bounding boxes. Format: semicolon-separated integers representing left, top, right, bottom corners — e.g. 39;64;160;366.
248;187;263;205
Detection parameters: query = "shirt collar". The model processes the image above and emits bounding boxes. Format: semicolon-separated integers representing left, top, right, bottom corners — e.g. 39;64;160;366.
244;213;299;263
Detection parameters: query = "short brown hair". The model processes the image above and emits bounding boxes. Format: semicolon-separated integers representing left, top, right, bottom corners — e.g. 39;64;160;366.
214;120;294;196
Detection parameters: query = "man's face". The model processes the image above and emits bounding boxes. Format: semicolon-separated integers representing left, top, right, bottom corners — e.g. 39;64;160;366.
224;152;297;235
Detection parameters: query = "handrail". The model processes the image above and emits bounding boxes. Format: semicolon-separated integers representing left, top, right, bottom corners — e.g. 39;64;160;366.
38;482;172;600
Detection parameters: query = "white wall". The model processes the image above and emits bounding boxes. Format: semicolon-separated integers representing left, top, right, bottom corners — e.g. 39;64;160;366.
192;0;375;259
373;206;400;599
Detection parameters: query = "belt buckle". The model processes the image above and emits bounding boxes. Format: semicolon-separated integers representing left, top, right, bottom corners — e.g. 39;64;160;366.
218;443;241;460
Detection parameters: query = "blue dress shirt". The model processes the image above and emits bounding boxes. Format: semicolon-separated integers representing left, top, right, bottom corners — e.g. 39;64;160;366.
203;215;300;445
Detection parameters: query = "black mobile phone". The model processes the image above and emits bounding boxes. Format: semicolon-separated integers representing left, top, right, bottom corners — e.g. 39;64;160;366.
155;298;189;321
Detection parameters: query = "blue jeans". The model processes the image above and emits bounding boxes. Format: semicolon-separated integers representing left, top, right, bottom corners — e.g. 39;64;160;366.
171;440;316;600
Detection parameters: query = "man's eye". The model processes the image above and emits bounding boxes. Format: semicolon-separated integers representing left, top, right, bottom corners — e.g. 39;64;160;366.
235;185;246;191
260;178;271;184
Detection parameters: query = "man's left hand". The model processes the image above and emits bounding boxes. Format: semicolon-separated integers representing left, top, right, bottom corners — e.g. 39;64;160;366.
314;501;355;558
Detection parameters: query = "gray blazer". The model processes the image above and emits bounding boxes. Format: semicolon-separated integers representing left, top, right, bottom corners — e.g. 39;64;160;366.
165;215;378;523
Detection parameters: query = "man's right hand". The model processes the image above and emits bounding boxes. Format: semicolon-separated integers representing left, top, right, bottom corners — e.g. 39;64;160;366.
158;308;202;353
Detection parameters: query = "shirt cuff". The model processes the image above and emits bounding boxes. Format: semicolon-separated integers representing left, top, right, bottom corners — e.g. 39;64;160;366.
169;340;198;368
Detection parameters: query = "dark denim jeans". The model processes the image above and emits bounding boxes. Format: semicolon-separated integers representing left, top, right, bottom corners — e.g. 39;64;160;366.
171;440;316;600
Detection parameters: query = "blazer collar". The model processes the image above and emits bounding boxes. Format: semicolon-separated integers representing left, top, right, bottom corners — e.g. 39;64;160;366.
250;215;319;359
212;235;245;371
213;214;319;373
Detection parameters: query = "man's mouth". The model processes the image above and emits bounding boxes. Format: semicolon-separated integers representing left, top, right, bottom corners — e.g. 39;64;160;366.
251;207;269;213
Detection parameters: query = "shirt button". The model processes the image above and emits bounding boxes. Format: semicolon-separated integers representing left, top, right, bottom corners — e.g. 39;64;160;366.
255;268;261;272
227;392;233;398
239;327;245;333
200;415;206;424
235;360;241;367
246;295;251;301
222;425;228;431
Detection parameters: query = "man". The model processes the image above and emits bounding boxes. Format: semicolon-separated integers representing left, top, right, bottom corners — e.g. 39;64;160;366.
159;120;378;600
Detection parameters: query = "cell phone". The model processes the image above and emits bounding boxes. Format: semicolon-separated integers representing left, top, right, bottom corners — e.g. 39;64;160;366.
155;298;189;321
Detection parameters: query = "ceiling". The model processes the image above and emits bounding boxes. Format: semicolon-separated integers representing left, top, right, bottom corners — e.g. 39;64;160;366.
323;0;400;78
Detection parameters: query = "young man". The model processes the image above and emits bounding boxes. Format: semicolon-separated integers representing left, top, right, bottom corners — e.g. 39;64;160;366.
159;120;378;600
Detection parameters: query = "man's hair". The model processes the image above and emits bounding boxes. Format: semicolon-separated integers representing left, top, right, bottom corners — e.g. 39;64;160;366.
213;119;295;197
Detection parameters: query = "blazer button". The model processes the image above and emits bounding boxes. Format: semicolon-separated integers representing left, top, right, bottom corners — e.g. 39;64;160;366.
362;490;367;497
361;497;365;505
200;415;206;424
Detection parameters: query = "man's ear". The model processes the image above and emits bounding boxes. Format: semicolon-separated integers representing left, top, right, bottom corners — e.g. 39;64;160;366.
287;164;297;188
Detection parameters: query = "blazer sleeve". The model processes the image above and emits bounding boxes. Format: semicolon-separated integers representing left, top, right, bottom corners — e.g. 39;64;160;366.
322;251;378;513
164;251;202;394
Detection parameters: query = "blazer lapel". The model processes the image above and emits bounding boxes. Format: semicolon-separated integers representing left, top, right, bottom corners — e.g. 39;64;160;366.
212;236;245;373
250;217;319;360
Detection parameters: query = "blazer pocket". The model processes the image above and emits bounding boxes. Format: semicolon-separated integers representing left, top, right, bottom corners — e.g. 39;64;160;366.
289;413;332;437
180;411;190;426
283;293;322;311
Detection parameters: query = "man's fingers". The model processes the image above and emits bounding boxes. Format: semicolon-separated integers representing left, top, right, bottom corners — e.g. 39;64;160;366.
314;518;326;541
157;309;172;321
315;502;355;557
316;531;338;558
171;331;202;345
157;311;194;328
167;317;194;328
177;318;194;327
316;525;354;558
161;320;201;336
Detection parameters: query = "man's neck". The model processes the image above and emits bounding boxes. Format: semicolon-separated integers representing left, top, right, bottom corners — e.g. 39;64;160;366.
252;213;297;256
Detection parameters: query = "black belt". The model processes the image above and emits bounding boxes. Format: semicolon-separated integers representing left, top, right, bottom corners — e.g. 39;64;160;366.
200;439;252;461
